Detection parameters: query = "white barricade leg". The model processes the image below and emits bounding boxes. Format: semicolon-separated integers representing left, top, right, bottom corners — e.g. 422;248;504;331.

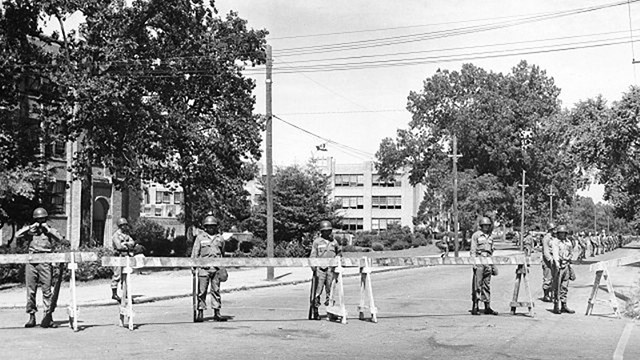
358;257;378;323
586;265;621;318
119;257;135;330
326;264;347;324
67;254;79;331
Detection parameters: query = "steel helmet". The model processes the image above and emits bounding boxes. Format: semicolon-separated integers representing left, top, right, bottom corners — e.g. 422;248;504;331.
33;207;48;219
203;216;219;226
319;220;333;231
479;217;492;226
556;225;568;234
117;218;129;227
547;222;556;231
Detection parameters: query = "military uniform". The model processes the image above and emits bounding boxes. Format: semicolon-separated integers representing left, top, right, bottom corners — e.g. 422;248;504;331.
191;231;225;312
541;232;556;301
552;234;574;313
111;228;135;292
470;228;497;314
16;222;63;324
310;236;341;307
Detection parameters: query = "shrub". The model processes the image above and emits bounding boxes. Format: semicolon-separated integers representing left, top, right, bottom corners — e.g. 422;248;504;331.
73;246;115;281
172;235;188;257
371;242;384;251
0;245;26;285
342;245;358;252
131;218;169;256
391;241;409;251
355;233;377;248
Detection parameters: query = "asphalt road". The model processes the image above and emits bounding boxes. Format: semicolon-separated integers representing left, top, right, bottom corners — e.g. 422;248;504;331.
2;247;640;360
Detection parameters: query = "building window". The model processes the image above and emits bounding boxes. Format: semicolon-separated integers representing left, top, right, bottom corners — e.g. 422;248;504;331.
144;189;150;205
335;174;364;187
372;196;401;209
336;196;364;209
167;205;176;218
155;208;163;217
341;218;363;231
45;140;66;159
174;192;182;204
163;191;171;204
48;181;66;215
144;206;153;215
372;174;401;187
371;218;401;230
155;191;162;204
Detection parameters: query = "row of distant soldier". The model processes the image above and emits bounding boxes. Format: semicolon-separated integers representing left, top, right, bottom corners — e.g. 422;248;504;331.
523;227;632;261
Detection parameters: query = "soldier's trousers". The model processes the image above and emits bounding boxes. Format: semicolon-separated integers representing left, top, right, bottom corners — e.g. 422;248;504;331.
198;269;221;310
111;266;122;289
314;267;335;307
542;259;556;294
555;266;571;303
472;265;492;303
25;263;52;314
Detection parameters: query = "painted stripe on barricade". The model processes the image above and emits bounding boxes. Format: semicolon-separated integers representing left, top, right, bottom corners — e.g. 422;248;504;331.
589;254;640;272
0;252;98;264
102;254;538;268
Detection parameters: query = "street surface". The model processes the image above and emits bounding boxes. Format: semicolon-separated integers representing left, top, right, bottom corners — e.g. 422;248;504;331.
2;245;640;360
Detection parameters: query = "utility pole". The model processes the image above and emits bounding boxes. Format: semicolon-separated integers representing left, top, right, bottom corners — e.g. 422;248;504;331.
594;204;597;234
547;186;555;223
519;170;528;252
265;45;274;281
448;135;462;257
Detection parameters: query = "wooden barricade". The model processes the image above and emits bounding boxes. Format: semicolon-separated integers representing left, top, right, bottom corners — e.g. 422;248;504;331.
585;255;640;318
0;252;99;331
103;254;537;330
510;263;535;316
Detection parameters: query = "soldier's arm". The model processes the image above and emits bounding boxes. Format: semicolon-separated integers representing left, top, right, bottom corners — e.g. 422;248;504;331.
15;224;36;239
112;233;128;251
42;224;64;243
551;241;560;265
309;240;318;258
469;234;477;258
191;237;201;258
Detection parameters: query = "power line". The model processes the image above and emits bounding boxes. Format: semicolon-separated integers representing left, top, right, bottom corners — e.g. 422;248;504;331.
272;114;375;159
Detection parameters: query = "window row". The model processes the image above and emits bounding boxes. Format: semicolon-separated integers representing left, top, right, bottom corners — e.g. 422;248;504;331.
144;190;183;205
341;218;364;231
372;196;402;209
336;196;364;209
143;205;180;218
371;218;401;230
334;174;403;187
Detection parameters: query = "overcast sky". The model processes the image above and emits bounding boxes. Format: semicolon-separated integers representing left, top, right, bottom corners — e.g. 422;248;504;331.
213;0;639;202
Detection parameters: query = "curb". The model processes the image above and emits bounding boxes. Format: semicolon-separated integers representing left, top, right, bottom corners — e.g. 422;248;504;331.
0;266;419;309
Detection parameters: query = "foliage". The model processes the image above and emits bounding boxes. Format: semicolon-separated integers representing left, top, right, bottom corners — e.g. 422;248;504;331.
244;160;341;244
131;218;168;256
371;242;384;251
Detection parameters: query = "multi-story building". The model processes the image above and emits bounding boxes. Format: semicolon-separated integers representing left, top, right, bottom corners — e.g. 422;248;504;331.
139;183;184;235
248;158;424;232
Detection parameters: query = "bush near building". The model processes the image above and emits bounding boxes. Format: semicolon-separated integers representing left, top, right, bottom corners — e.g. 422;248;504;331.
352;224;428;251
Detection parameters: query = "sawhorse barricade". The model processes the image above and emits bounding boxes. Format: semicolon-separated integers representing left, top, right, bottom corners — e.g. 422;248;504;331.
0;252;99;331
586;255;640;318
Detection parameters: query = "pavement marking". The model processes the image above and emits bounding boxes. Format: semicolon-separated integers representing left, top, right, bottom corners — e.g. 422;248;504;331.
613;322;634;360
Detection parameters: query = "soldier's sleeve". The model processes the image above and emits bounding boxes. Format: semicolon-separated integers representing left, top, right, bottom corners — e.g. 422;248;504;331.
112;232;125;251
218;236;225;257
551;241;559;263
309;240;318;258
469;233;477;258
15;225;33;239
191;236;201;258
334;241;342;257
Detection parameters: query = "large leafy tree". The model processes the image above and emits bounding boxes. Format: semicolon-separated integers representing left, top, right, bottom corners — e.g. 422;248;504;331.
377;61;582;229
52;0;267;234
244;161;341;244
570;90;640;232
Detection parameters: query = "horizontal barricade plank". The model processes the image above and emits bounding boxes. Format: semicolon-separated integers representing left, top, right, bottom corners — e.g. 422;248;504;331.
102;255;537;268
590;254;640;272
0;252;99;264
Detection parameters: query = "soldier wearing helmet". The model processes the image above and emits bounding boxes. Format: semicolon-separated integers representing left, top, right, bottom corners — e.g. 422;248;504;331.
191;215;226;322
15;207;65;328
470;217;498;316
540;222;556;302
551;225;575;314
309;220;342;320
110;217;136;302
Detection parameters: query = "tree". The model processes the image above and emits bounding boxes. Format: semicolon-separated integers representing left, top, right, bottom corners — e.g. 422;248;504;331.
244;161;340;244
52;1;268;234
377;61;582;229
570;89;640;232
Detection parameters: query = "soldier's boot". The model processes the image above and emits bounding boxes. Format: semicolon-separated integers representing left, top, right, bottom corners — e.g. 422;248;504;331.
483;302;498;315
195;310;204;323
213;309;227;322
542;289;551;302
111;288;121;302
561;303;575;314
471;301;480;316
24;313;36;328
40;313;58;328
313;306;320;320
553;302;561;314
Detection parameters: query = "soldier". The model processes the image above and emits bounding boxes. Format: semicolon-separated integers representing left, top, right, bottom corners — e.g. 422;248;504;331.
541;223;556;302
470;217;498;316
309;220;342;320
552;225;575;314
110;218;136;302
15;208;65;328
576;231;588;262
436;231;451;258
191;215;226;322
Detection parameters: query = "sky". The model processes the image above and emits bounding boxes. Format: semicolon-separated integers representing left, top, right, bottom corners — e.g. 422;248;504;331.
211;0;637;202
47;0;638;202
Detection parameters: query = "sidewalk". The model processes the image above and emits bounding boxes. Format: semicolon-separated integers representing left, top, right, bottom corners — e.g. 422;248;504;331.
0;249;521;310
